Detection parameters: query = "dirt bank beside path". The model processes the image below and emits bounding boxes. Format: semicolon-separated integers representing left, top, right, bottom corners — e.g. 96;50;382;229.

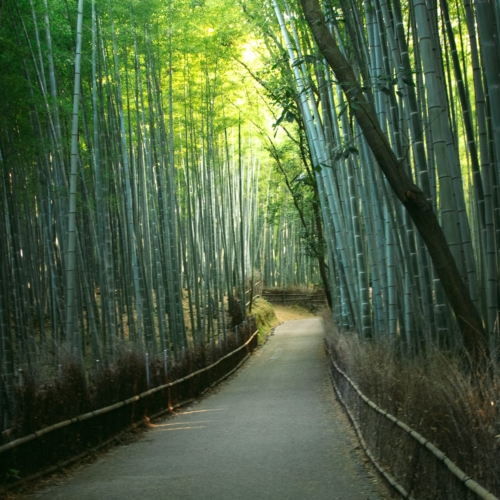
272;304;316;322
21;318;384;500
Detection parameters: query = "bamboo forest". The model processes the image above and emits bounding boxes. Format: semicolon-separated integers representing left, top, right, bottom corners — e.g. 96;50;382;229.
1;0;500;495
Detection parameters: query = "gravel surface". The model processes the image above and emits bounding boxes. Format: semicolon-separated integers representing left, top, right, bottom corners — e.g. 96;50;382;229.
24;318;383;500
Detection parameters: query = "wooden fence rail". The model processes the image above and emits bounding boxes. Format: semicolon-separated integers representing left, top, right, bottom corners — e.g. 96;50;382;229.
262;289;327;308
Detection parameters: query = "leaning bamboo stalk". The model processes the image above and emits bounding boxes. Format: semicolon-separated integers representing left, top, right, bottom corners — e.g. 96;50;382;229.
300;0;488;360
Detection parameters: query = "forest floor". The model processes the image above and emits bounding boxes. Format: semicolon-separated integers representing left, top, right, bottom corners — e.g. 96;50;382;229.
272;304;316;322
16;317;386;500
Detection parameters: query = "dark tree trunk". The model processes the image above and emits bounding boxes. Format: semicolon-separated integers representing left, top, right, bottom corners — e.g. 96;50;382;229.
300;0;487;362
312;192;332;309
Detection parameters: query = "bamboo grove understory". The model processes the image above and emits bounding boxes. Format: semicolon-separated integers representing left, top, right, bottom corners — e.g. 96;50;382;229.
0;0;321;432
1;0;500;436
250;0;500;352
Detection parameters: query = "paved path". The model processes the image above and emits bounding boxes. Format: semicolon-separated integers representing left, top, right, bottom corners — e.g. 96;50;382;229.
27;318;382;499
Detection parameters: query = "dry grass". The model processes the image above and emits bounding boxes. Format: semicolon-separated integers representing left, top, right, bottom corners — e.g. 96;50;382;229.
273;304;316;322
249;297;279;343
1;319;259;488
323;311;500;498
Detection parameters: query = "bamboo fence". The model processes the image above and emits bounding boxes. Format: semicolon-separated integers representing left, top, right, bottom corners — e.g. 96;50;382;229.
325;341;499;500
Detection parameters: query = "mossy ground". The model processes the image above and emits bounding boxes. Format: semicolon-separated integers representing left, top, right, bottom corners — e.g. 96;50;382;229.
250;298;318;344
249;297;279;344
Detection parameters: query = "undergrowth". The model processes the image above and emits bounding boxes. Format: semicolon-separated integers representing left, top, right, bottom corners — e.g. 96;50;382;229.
250;297;278;343
1;319;259;486
323;311;500;498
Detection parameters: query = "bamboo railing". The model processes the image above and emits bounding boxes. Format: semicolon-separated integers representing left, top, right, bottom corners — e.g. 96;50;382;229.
325;341;499;500
0;329;259;490
262;289;327;307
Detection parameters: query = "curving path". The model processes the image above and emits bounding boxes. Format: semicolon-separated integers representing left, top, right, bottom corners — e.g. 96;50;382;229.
25;318;382;500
